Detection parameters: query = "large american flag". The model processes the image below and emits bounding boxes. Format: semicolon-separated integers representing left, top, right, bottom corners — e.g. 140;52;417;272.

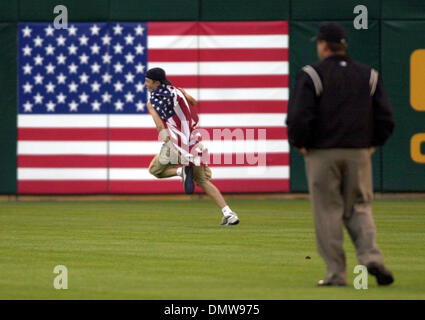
17;21;289;194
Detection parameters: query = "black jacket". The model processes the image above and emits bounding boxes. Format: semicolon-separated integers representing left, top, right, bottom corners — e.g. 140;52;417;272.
286;54;395;149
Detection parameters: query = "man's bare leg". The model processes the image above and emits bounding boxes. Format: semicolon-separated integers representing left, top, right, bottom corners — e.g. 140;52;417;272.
160;170;229;210
199;181;239;225
159;167;178;178
159;167;226;208
199;181;227;208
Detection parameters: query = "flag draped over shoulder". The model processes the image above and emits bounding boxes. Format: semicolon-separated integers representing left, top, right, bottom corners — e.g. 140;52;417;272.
17;21;289;194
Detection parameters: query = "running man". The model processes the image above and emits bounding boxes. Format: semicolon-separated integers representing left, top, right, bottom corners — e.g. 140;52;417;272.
144;67;239;226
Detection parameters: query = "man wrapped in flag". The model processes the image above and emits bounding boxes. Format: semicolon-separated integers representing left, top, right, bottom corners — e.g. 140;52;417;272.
144;68;239;226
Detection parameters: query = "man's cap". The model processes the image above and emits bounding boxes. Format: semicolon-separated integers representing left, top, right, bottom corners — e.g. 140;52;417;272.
145;67;171;85
311;22;348;44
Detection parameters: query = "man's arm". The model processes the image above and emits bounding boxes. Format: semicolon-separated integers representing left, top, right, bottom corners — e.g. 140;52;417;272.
178;87;197;106
147;101;169;142
371;75;395;146
286;69;318;151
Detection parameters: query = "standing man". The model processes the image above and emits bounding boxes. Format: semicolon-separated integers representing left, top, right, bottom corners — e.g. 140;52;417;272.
144;67;239;226
287;23;395;286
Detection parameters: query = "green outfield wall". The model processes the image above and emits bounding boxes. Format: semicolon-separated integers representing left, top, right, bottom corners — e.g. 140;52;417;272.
0;23;17;193
1;0;424;193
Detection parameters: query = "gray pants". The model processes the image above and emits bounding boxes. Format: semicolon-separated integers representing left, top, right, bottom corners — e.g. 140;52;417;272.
304;148;383;284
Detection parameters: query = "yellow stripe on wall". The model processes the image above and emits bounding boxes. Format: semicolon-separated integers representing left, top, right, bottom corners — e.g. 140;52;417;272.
410;49;425;111
411;133;425;164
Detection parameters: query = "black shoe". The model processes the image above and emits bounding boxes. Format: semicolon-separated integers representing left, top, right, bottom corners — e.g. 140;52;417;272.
317;280;347;287
182;166;194;194
366;262;394;286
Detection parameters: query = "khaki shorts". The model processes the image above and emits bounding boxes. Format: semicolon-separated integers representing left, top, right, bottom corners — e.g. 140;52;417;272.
148;143;212;186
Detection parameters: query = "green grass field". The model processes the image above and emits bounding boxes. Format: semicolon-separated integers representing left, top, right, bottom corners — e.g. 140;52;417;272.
1;198;424;300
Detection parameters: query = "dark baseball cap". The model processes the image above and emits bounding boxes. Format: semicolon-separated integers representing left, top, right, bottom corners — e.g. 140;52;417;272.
311;22;348;44
145;67;171;85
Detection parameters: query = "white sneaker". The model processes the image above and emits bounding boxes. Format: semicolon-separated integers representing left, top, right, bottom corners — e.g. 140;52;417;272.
221;212;239;226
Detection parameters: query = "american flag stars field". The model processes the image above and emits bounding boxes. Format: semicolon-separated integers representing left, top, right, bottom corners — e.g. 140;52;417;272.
19;23;148;114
